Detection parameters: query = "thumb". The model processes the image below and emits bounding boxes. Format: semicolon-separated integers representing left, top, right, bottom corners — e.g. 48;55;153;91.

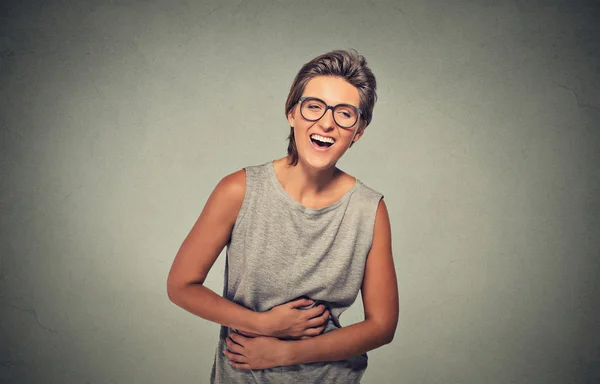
289;298;314;309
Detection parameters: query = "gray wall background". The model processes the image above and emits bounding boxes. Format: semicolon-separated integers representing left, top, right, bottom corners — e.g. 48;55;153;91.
1;1;599;383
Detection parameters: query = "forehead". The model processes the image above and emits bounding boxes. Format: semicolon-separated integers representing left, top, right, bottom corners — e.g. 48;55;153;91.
303;76;360;106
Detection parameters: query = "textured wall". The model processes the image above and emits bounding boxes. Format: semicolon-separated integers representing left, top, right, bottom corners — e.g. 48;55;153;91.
1;1;599;383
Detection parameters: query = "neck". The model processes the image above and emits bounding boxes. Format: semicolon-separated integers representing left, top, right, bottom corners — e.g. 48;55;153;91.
276;156;339;197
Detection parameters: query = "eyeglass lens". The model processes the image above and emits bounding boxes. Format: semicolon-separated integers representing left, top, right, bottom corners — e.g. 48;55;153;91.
300;98;358;128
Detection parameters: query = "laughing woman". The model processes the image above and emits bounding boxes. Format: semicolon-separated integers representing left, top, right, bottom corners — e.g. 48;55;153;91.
167;50;399;383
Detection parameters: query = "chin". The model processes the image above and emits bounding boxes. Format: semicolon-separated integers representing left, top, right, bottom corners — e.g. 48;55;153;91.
296;137;346;170
299;152;338;171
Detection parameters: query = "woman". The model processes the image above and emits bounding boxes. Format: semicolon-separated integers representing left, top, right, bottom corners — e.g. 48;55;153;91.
167;50;399;383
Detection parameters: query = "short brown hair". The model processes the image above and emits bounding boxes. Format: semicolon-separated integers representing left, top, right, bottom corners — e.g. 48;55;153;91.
285;50;378;165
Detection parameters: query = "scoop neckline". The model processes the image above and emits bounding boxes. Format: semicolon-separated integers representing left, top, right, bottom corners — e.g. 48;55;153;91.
267;161;359;215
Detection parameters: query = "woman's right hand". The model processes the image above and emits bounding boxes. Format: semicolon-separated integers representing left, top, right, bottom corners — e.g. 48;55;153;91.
256;298;330;340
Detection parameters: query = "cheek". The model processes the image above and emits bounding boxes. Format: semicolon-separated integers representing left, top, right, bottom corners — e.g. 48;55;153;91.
292;117;311;134
292;125;303;143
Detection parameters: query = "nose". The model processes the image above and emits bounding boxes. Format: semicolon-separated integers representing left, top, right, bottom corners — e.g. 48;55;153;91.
317;107;336;131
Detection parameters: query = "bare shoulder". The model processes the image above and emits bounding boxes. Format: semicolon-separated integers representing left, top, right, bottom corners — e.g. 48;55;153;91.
376;198;389;220
196;168;246;230
215;168;246;203
372;198;391;248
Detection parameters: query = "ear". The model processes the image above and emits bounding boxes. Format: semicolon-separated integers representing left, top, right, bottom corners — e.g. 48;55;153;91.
352;125;366;144
287;107;296;128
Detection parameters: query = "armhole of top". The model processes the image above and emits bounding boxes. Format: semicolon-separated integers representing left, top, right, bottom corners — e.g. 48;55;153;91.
366;192;385;255
231;167;251;235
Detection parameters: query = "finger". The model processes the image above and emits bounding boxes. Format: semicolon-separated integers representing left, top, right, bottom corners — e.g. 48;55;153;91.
237;329;259;338
307;316;325;328
228;332;247;346
223;348;246;362
304;325;325;337
226;337;245;354
289;297;314;309
299;305;323;319
306;307;329;323
229;360;251;370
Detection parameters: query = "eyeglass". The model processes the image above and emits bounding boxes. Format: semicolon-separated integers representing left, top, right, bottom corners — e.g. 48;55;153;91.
299;97;362;129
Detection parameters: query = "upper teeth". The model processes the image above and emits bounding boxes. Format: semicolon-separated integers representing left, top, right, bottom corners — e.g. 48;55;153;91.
311;134;335;144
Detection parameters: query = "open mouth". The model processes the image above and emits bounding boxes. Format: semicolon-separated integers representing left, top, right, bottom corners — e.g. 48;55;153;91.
310;134;335;148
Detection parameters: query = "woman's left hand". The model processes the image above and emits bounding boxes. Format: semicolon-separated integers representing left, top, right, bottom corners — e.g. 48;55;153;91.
224;332;288;370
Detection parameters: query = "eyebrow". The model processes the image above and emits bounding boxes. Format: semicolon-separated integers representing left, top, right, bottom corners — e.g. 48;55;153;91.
302;96;360;109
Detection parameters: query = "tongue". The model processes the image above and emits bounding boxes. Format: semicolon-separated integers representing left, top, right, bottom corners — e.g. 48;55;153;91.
312;138;332;147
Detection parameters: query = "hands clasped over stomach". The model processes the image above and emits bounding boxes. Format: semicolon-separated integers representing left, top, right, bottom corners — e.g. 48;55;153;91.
224;298;330;370
237;297;330;340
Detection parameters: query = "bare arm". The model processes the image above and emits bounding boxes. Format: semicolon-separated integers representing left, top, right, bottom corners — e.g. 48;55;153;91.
167;170;329;338
167;170;263;333
226;199;399;368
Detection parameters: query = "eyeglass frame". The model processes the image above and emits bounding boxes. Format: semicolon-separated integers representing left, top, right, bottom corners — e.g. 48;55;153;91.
298;96;363;129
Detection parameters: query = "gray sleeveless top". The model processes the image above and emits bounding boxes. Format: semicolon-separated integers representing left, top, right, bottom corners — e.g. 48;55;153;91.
211;161;383;384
